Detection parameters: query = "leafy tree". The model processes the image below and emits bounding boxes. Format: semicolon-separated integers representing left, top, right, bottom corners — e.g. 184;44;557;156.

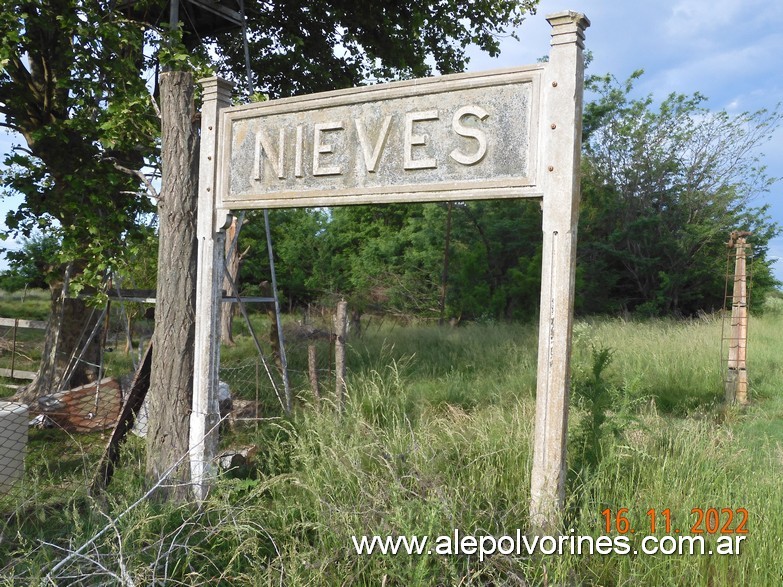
236;71;781;325
238;200;544;322
215;0;538;97
242;71;782;322
578;71;781;316
0;0;158;398
219;0;543;324
236;208;329;311
0;233;61;291
0;1;158;262
446;200;542;321
319;204;430;315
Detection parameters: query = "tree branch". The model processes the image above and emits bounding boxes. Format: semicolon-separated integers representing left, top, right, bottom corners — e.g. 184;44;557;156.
104;158;159;200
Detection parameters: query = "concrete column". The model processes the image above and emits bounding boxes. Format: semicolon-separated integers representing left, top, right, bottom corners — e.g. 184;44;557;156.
530;11;590;532
725;235;750;405
191;76;234;501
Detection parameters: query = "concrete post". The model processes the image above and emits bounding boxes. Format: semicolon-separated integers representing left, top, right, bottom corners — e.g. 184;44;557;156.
725;234;750;405
191;76;234;501
529;11;590;532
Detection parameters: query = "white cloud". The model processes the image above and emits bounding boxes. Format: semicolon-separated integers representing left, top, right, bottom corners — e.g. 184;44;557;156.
665;0;777;40
643;40;774;98
667;0;742;37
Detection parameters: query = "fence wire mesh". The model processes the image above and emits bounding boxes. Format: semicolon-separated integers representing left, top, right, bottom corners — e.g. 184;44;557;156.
0;317;47;387
0;299;348;483
0;402;26;498
0;292;390;586
0;410;255;585
220;303;345;418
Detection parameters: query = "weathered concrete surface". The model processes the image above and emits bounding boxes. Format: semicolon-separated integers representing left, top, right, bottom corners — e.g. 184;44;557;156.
220;68;543;208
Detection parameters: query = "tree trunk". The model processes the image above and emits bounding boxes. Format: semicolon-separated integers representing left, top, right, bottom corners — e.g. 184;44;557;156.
124;313;135;355
15;285;101;405
145;70;199;500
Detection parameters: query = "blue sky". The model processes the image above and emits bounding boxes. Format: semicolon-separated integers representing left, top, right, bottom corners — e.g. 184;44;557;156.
466;0;783;282
1;0;782;281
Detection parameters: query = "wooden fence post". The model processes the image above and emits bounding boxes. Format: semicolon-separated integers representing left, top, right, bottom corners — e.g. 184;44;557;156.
334;300;348;410
308;344;321;407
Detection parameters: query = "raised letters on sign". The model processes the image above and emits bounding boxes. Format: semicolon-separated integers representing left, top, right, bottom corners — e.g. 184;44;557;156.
251;106;489;181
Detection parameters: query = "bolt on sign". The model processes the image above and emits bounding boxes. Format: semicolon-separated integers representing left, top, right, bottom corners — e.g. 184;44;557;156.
192;11;590;531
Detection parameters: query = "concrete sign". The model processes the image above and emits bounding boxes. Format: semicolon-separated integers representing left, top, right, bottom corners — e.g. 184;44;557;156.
193;11;590;532
219;68;542;209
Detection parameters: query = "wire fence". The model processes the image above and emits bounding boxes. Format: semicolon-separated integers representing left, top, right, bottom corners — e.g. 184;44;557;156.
0;317;47;387
0;298;350;501
220;303;345;419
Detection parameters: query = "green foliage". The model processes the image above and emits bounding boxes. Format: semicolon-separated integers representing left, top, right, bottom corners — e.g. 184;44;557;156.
0;0;159;292
570;345;615;472
231;71;781;323
578;71;781;316
321;204;443;315
446;200;542;320
7;1;777;324
0;234;61;291
236;208;329;309
763;289;783;315
214;0;540;98
237;200;544;321
2;0;543;311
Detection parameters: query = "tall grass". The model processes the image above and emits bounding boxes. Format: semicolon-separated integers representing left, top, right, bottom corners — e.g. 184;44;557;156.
1;310;781;584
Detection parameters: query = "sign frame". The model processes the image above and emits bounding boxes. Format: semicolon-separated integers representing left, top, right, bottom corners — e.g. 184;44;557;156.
191;11;590;532
216;65;546;209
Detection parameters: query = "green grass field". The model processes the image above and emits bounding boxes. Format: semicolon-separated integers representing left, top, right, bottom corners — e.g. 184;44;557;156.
1;298;782;585
0;289;50;396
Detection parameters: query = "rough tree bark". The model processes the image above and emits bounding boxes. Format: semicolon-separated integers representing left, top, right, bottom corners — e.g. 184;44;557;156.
145;70;199;500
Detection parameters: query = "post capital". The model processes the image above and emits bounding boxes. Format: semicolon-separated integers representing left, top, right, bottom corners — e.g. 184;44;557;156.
546;11;590;49
198;76;234;106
